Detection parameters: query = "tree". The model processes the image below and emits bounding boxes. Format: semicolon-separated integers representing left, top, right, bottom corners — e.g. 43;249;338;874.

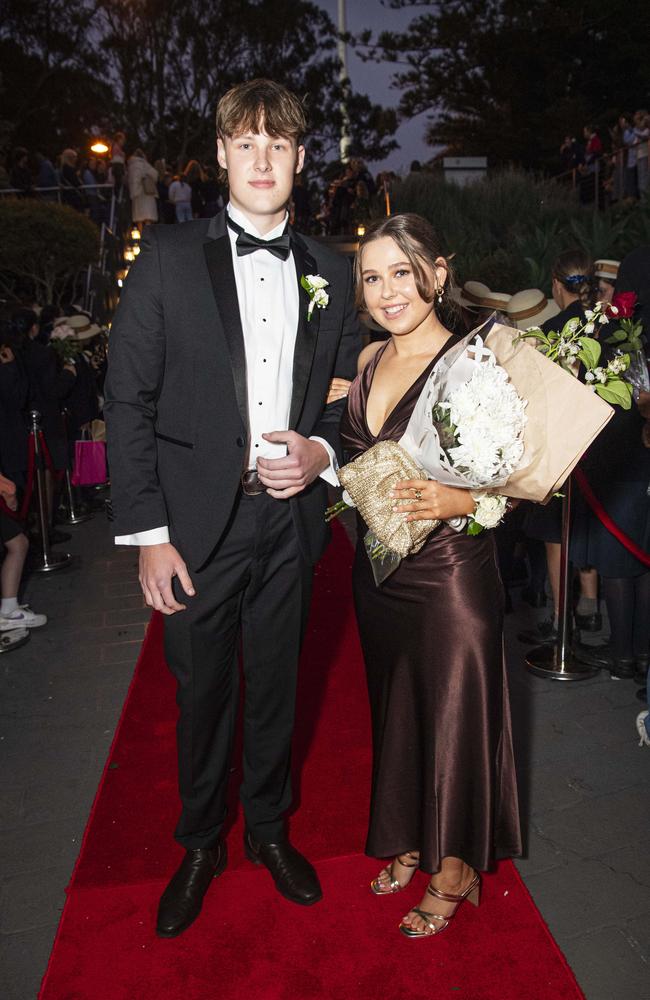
355;0;650;170
96;0;398;170
0;0;398;175
0;199;99;304
0;0;108;155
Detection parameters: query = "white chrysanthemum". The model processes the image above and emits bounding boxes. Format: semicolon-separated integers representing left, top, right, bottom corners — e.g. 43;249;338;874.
437;357;527;484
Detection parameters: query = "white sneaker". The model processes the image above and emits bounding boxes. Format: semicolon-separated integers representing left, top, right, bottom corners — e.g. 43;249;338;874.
636;711;650;747
0;628;30;652
0;606;48;631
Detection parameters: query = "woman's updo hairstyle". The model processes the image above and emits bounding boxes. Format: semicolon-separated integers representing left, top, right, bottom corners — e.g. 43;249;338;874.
552;250;595;310
354;213;458;322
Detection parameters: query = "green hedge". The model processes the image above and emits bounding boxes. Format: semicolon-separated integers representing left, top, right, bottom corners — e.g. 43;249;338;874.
391;170;650;294
0;198;100;305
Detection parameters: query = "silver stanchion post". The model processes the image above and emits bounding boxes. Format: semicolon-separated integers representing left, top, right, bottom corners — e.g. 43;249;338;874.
525;476;599;681
61;411;93;525
30;411;72;573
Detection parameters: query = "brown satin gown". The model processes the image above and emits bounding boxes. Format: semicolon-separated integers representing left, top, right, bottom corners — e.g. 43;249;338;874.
341;337;522;874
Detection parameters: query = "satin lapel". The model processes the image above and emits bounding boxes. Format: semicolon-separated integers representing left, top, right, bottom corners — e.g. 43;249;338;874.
289;234;320;430
203;223;248;432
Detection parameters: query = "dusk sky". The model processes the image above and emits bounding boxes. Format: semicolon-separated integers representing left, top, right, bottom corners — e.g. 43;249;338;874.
317;0;432;172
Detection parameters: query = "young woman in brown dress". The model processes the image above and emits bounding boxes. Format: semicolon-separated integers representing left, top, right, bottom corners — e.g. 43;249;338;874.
339;214;522;938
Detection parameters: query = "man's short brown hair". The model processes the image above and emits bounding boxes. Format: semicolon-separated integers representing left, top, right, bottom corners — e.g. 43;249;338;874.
216;79;307;144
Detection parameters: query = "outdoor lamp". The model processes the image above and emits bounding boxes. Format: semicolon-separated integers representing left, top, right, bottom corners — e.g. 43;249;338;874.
131;228;140;241
90;141;109;155
356;224;366;237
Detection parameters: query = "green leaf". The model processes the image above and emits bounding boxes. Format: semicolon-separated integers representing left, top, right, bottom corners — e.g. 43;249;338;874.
576;336;601;371
467;519;484;535
595;380;633;409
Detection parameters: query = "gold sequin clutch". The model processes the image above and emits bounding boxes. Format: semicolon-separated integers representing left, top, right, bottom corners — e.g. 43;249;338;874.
338;440;440;558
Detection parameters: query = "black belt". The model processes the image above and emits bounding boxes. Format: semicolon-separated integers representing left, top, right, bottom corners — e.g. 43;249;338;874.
241;469;265;496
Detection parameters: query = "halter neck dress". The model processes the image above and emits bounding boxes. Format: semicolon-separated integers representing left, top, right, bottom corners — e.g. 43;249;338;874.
340;337;522;873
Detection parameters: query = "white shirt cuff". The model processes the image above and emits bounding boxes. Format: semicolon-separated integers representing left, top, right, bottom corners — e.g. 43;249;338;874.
115;526;170;546
310;436;340;487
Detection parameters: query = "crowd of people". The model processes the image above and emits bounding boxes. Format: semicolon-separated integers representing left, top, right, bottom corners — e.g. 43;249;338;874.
559;111;650;203
0;304;108;650
2;135;396;236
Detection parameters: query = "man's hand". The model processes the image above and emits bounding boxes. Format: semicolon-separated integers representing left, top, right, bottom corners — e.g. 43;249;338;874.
139;543;195;615
257;431;329;499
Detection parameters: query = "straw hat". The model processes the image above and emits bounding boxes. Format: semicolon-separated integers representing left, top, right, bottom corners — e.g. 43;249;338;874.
54;314;102;341
594;259;620;281
505;289;560;331
451;281;512;312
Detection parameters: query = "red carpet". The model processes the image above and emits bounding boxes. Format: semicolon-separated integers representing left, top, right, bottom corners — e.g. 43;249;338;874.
40;524;584;1000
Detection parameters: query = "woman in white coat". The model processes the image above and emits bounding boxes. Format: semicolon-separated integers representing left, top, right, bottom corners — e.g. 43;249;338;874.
127;150;159;227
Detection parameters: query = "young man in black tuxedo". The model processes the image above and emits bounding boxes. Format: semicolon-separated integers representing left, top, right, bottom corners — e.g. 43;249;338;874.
105;79;360;937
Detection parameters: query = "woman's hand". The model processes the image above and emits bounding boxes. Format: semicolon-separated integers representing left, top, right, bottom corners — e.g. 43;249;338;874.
390;479;476;522
326;377;351;405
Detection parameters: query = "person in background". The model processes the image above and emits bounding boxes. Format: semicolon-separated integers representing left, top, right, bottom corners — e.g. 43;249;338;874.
35;153;58;201
60;149;86;212
518;251;601;646
11;309;75;531
622;115;639;199
634;110;650;196
0;321;30;489
127;149;159;228
581;125;602;204
594;259;620;304
82;155;103;225
182;160;205;218
291;173;310;232
559;134;584;175
200;165;223;218
10;148;33;197
0;473;48;633
109;131;127;191
168;173;193;223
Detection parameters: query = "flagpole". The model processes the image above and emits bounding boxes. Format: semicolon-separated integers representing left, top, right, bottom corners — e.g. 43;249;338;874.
338;0;351;163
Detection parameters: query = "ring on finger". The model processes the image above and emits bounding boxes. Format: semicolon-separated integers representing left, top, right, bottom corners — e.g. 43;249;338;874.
414;489;422;500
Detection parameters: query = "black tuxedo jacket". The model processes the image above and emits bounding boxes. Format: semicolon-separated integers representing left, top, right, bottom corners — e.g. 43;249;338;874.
104;210;361;570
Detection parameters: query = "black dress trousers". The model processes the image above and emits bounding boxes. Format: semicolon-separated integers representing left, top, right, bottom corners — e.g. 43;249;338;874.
163;491;312;849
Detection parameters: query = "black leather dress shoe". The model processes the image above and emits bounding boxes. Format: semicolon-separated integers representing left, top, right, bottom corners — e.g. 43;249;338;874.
156;842;227;938
573;643;635;679
244;830;322;906
574;611;603;633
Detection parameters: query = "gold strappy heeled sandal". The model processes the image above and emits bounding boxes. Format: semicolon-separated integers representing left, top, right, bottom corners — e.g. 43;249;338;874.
370;851;419;895
399;871;481;937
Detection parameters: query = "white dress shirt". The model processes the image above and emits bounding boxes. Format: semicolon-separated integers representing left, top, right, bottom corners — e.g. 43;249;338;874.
116;204;337;546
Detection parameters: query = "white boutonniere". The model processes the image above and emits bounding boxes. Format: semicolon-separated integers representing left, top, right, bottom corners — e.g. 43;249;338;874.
301;274;330;321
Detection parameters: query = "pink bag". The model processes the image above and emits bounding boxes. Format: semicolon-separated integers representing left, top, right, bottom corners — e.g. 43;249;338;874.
71;440;107;486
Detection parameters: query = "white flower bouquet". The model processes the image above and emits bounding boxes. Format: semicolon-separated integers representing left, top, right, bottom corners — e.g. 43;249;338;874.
328;316;615;577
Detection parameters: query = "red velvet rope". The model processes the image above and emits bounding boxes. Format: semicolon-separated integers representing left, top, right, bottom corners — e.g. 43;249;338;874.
574;467;650;568
0;429;64;524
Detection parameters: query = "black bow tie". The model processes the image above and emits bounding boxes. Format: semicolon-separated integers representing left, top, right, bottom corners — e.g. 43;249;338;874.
227;216;291;261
